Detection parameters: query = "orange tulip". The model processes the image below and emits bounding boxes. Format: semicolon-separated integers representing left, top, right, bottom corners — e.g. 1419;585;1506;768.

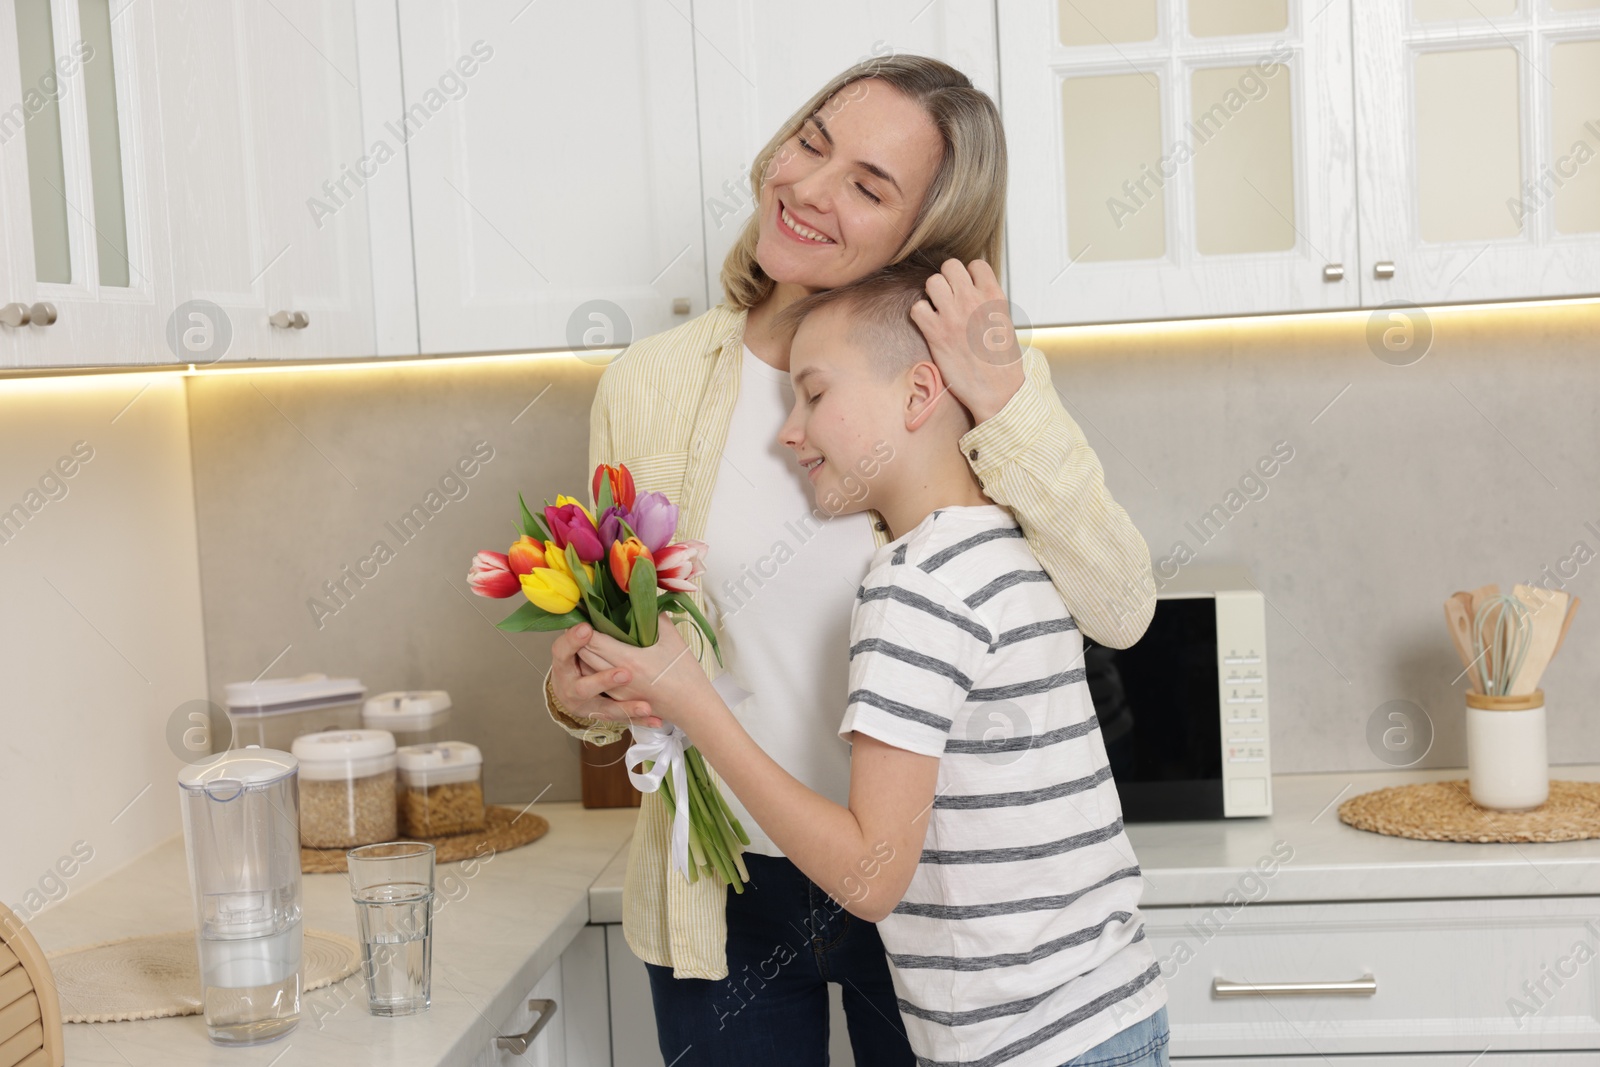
507;535;546;576
609;536;652;592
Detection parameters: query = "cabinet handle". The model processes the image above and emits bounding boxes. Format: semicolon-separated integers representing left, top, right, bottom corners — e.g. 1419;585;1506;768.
495;997;557;1054
291;310;309;329
0;303;29;327
270;310;311;329
672;297;691;315
1322;263;1344;282
29;302;57;326
1373;261;1396;280
1213;973;1377;998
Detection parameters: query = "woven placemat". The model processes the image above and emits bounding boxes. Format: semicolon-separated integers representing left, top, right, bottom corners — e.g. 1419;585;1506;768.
1338;779;1600;842
50;929;360;1024
301;805;549;874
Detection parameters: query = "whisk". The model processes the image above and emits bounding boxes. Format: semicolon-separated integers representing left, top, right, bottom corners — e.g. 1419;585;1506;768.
1473;593;1531;696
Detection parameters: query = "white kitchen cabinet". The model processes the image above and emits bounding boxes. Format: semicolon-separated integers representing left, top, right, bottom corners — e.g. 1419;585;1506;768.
0;0;174;366
689;0;998;302
1150;894;1600;1059
1353;1;1600;307
147;0;375;363
999;0;1360;326
397;0;704;357
465;926;611;1067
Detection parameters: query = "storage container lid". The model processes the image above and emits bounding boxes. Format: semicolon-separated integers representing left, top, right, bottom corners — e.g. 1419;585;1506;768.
397;741;482;786
226;673;366;716
290;730;396;780
178;746;298;792
363;690;453;730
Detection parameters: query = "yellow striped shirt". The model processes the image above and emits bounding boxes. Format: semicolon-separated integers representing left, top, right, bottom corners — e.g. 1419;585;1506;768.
542;302;1155;979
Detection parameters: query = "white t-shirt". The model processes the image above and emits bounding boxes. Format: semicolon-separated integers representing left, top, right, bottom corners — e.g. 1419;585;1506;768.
840;504;1165;1066
699;344;878;856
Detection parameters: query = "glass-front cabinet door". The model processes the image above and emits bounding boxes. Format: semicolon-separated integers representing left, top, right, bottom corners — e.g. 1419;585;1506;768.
1354;0;1600;306
999;0;1359;326
0;0;170;366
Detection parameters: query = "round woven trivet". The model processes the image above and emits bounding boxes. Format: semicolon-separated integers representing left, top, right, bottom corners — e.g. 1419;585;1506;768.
50;929;360;1024
300;805;549;874
1338;779;1600;842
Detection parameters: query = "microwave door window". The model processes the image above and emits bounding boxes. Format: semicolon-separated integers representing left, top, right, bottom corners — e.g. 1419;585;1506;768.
1086;597;1225;821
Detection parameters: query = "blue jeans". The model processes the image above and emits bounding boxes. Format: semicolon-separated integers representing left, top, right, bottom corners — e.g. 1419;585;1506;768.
644;852;915;1067
1060;1005;1171;1066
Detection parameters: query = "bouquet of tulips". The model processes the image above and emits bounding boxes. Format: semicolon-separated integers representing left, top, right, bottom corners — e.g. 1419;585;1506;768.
467;463;749;891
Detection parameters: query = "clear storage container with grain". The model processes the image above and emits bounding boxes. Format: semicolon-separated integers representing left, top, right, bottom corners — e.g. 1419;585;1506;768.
226;674;366;752
362;690;452;749
396;741;485;837
290;730;397;849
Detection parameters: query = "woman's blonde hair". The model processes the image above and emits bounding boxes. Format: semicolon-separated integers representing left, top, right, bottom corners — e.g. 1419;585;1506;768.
719;54;1006;310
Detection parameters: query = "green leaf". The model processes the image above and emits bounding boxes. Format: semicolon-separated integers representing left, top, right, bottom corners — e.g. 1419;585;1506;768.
496;600;585;632
587;604;634;644
630;558;659;647
518;493;551;542
565;543;594;599
596;472;613;514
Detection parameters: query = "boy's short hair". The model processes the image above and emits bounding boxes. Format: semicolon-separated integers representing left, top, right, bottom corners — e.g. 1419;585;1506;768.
775;253;949;379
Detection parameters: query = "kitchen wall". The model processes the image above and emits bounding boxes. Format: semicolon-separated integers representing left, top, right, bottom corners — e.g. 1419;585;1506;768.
0;377;208;909
184;354;605;809
185;297;1600;787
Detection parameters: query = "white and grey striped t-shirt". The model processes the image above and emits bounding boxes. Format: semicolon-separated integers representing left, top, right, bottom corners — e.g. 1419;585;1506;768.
838;504;1165;1067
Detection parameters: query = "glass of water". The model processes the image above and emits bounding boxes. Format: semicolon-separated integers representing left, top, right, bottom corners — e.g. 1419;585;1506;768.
346;841;434;1016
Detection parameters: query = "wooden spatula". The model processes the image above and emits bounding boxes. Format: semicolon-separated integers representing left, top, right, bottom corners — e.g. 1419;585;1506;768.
1444;595;1482;693
1551;595;1580;661
1509;585;1567;695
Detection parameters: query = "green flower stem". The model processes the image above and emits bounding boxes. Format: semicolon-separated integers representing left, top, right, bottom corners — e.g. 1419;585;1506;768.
684;757;745;891
688;748;751;848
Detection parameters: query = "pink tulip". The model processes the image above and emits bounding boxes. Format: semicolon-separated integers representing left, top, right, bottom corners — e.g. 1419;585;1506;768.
654;540;707;593
468;551;520;598
544;502;605;563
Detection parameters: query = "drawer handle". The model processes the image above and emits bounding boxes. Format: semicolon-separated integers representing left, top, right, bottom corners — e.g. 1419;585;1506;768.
496;997;557;1054
1213;974;1376;998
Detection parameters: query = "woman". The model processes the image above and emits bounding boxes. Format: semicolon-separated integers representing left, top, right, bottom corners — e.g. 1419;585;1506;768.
543;55;1162;1066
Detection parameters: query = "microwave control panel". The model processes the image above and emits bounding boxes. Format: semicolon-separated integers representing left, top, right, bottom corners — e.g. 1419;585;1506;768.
1216;587;1272;816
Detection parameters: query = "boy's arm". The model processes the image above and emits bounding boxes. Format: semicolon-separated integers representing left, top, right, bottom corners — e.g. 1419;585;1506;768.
670;703;940;922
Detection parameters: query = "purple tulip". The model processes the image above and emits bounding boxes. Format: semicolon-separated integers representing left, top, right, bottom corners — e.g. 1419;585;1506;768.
597;504;630;550
629;492;678;554
544;502;605;563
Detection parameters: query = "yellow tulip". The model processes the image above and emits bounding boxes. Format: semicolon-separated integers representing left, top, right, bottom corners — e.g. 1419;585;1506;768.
520;568;580;613
544;539;595;584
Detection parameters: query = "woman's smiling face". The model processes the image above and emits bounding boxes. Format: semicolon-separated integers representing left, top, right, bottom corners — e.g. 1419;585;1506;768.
755;78;945;292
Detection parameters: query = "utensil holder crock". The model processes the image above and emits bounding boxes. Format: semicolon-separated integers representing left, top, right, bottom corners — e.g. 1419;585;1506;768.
1465;689;1547;811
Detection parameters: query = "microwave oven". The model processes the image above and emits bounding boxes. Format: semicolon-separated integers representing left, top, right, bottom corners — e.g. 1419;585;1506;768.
1086;564;1272;820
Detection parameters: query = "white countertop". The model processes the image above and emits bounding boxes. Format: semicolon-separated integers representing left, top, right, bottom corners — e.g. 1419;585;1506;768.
588;764;1600;921
29;802;636;1067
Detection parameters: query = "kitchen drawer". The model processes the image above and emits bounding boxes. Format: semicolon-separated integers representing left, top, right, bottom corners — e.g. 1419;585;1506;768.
1144;895;1600;1058
467;958;565;1067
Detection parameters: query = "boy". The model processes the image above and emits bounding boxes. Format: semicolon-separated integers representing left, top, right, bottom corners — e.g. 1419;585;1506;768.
580;258;1168;1066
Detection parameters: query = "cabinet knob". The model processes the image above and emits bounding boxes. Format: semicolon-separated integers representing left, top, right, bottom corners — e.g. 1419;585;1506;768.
495;998;557;1054
29;301;57;326
270;310;311;329
672;297;691;315
1373;260;1396;280
269;310;293;329
1322;263;1344;283
291;310;309;329
0;303;29;328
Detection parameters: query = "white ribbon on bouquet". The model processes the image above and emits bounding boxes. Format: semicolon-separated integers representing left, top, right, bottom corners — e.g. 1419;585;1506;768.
625;722;693;881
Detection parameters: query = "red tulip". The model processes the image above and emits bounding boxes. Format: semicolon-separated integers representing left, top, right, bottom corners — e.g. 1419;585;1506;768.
654;540;707;593
592;463;636;510
507;535;547;576
468;551;520;598
609;537;653;593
